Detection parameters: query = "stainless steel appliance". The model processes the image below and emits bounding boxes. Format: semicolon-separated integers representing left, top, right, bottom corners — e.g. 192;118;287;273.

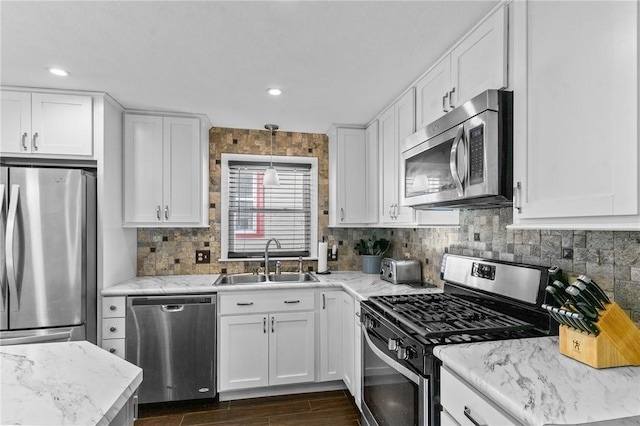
0;165;96;345
401;90;513;209
126;295;217;404
380;258;421;285
360;254;558;426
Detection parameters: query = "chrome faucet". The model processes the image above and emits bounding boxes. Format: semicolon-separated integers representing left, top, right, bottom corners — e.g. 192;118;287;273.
264;238;281;277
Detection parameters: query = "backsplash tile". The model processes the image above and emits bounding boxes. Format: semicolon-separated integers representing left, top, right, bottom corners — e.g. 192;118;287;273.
137;127;640;324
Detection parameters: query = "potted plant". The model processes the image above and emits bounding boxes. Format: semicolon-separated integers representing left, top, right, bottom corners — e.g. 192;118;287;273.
354;238;391;274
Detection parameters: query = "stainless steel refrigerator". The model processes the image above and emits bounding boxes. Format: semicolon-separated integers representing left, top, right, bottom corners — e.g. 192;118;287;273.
0;165;96;345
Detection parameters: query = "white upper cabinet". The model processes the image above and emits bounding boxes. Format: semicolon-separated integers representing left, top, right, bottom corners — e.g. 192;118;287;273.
449;4;507;108
379;89;416;225
415;4;508;130
1;90;93;157
415;58;451;131
123;113;209;227
328;125;378;226
511;0;639;229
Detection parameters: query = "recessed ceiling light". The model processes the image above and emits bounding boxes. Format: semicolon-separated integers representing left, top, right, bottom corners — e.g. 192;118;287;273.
267;88;282;96
48;67;70;77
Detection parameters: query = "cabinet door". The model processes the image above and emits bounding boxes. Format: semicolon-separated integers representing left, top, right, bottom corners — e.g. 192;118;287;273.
415;58;451;130
0;91;31;154
394;89;416;224
379;106;397;225
512;1;638;224
162;117;201;224
31;93;93;156
319;291;343;382
450;4;507;108
336;128;372;225
123;115;164;224
269;312;315;386
219;314;269;391
341;293;355;395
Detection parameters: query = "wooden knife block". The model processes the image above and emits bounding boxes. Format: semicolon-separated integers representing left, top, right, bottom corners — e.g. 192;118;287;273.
558;302;640;368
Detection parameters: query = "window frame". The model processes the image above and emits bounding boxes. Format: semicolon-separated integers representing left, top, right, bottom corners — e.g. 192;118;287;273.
220;153;319;262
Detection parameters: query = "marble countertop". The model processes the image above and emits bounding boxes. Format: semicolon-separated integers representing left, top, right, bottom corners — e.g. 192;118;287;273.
102;271;443;301
434;336;640;425
1;341;142;425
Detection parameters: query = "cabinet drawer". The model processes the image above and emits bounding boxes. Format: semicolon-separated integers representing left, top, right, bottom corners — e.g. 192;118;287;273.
219;291;315;315
102;318;126;339
103;297;126;318
100;338;125;359
441;367;519;426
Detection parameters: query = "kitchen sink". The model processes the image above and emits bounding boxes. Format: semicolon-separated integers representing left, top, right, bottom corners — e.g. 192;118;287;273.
213;274;267;285
213;272;318;285
267;272;319;283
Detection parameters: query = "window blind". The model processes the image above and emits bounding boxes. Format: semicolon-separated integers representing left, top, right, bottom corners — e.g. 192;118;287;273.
227;160;312;258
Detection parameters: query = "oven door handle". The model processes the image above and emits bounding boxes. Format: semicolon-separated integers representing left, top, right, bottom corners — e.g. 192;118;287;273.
449;124;466;197
363;329;420;385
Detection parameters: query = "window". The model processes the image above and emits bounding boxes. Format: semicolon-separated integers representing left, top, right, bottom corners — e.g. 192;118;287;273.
221;153;318;260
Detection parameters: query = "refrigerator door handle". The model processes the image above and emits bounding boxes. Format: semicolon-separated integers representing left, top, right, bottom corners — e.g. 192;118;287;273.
0;183;5;311
6;184;20;311
0;331;72;346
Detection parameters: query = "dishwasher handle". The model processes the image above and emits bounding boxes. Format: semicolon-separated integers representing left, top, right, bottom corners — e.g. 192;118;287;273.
161;304;185;312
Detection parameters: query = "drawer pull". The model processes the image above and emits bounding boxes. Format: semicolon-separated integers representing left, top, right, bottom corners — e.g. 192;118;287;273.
464;406;487;426
284;300;300;304
109;326;117;332
110;305;117;311
109;348;116;354
236;302;254;306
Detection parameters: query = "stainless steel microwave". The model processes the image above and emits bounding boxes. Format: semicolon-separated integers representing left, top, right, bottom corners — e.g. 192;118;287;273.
401;89;513;209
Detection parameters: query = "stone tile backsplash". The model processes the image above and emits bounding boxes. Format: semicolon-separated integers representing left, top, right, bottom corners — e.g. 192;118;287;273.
137;127;640;324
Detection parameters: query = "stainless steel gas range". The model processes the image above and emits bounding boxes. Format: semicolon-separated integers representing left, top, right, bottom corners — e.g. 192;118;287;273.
360;254;559;426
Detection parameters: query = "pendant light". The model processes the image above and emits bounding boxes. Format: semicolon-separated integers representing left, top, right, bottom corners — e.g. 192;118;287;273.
264;124;280;187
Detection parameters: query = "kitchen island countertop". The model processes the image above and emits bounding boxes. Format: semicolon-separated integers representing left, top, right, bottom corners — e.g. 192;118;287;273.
101;271;442;300
0;340;142;425
434;336;640;425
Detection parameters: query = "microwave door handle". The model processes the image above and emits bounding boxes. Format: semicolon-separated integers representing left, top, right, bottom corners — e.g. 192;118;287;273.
449;125;465;197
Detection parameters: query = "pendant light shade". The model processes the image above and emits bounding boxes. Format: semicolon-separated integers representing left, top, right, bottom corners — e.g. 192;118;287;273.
264;124;280;187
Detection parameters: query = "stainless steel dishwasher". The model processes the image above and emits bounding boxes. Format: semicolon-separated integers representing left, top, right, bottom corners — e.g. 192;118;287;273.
125;294;216;404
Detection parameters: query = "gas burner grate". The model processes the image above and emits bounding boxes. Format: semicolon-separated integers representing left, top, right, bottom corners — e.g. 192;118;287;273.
368;293;534;338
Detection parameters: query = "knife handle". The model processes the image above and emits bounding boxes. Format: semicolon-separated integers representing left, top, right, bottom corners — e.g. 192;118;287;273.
577;275;611;305
548;266;569;286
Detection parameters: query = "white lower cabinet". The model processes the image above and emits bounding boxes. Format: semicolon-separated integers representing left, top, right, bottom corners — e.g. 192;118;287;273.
341;293;355;394
218;291;315;392
319;291;343;381
441;366;521;426
100;296;127;359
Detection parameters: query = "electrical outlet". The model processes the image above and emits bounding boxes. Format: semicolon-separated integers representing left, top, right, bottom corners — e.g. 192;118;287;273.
474;232;481;241
404;252;411;259
195;250;210;264
328;248;338;261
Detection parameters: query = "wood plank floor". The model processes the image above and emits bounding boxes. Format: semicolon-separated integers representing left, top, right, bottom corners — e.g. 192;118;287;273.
135;390;361;426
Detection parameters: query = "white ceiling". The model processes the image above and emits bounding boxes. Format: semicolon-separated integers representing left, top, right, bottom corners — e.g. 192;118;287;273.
0;1;497;134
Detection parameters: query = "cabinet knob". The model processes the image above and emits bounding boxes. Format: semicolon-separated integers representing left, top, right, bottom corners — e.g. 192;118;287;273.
109;348;116;354
110;326;116;332
109;305;117;311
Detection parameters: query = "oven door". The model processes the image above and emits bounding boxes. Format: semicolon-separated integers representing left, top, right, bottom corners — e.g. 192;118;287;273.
361;327;428;426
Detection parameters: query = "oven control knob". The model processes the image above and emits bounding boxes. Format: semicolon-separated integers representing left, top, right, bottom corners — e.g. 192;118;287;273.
388;338;399;351
396;345;415;361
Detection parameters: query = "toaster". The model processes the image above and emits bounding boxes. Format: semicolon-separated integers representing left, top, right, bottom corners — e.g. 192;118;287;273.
380;258;422;285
